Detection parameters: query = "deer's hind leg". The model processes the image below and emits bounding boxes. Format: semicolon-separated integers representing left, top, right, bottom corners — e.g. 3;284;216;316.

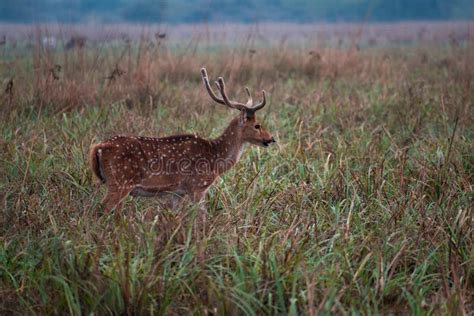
101;186;133;215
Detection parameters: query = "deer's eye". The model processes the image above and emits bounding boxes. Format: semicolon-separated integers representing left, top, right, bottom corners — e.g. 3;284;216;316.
254;124;261;129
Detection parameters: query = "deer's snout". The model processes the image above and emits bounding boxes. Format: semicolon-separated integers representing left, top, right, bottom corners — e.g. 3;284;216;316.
262;136;276;147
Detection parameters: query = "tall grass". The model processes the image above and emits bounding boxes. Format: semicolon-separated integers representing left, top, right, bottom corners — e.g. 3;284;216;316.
0;25;473;314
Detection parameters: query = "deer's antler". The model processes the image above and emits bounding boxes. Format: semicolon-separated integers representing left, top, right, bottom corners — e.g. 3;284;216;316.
201;68;227;106
201;68;266;116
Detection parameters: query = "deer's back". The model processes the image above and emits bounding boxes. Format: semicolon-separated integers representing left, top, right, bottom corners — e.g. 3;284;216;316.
96;134;217;194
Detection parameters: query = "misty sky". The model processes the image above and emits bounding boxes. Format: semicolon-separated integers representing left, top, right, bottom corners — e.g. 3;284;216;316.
0;0;473;23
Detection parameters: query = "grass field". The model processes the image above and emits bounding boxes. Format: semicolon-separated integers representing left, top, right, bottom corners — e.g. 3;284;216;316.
0;24;473;314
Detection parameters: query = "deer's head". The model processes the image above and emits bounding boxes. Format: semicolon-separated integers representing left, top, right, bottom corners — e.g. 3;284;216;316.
201;68;275;147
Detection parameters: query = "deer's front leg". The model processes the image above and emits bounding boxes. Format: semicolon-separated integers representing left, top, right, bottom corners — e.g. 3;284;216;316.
190;189;208;227
190;190;209;241
191;190;208;211
165;192;185;211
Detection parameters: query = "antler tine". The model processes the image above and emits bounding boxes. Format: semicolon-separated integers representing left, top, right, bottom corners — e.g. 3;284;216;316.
244;87;253;108
201;68;226;105
247;90;266;114
216;77;247;111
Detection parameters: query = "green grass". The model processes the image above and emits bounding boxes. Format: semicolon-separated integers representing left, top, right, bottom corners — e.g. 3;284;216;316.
0;42;473;314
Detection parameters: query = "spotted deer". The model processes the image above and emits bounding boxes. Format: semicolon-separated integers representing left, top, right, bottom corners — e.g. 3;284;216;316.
89;68;275;213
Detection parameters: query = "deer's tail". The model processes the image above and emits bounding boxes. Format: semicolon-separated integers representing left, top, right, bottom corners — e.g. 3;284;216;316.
89;144;107;183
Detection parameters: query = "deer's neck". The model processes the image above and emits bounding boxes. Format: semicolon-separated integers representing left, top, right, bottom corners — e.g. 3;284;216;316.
211;117;245;174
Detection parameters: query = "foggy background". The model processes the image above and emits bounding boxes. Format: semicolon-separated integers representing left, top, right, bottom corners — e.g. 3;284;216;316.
1;0;473;24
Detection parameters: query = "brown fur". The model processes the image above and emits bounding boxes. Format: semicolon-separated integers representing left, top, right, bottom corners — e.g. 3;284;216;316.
89;69;275;214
